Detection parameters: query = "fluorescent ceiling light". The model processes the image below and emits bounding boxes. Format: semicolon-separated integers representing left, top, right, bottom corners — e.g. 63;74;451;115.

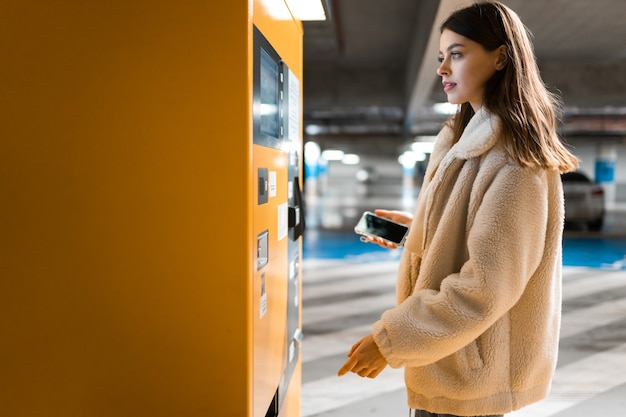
342;154;360;165
433;102;458;115
304;141;321;161
411;141;435;153
305;124;324;135
321;149;344;161
398;151;426;167
285;0;327;21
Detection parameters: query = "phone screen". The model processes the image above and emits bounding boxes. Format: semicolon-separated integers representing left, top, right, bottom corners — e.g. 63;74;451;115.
355;212;409;245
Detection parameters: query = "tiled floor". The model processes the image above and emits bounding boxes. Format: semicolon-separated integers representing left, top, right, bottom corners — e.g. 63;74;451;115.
300;229;626;416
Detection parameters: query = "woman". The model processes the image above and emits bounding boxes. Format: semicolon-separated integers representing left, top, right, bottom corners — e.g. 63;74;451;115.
337;2;579;416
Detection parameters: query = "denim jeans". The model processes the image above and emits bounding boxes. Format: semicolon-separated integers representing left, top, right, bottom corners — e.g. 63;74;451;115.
411;410;504;417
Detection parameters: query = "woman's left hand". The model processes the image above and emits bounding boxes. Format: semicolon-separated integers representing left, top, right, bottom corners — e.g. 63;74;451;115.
337;334;388;378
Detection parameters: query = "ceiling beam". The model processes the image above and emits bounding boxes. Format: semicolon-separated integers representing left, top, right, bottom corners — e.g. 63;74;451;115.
404;0;472;134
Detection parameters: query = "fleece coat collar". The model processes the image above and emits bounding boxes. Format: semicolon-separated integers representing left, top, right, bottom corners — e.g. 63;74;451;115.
443;106;500;159
404;107;500;257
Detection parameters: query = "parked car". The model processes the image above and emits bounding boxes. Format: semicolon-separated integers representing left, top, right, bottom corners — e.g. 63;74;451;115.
561;171;605;231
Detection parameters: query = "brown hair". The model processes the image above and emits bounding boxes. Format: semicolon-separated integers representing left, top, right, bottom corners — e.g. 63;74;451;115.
440;1;578;173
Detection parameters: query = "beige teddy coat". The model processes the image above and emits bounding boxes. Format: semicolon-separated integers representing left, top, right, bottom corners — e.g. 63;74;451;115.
372;108;564;416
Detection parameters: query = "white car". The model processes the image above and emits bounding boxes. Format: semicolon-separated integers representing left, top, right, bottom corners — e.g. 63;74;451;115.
561;171;605;231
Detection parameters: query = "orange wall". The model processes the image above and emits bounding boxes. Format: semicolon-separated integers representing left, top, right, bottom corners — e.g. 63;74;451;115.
1;1;252;416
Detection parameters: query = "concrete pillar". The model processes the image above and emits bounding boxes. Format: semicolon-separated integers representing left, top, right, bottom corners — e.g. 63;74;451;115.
402;163;416;210
304;141;321;197
596;142;617;209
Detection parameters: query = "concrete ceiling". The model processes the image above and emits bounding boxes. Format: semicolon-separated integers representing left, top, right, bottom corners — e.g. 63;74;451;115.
302;0;626;156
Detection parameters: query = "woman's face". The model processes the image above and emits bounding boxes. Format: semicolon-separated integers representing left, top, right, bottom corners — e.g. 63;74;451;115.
437;29;504;112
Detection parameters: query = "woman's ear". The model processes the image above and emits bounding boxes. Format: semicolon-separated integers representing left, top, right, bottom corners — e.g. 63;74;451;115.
495;45;508;70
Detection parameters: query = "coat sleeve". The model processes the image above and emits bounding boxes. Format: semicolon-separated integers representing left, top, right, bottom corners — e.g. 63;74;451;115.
372;164;552;368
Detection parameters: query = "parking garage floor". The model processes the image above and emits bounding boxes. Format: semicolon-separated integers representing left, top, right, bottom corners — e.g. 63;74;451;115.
300;208;626;417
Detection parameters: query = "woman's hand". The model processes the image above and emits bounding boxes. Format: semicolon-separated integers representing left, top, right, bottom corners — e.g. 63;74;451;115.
337;334;388;378
374;209;413;226
361;209;413;249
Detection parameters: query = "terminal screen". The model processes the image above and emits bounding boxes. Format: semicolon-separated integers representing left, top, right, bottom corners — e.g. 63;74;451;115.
260;47;280;139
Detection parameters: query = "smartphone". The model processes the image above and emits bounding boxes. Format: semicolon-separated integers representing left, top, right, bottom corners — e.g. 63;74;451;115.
354;211;409;246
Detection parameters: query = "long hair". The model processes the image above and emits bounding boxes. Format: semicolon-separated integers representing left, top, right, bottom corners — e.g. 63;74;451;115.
440;1;578;173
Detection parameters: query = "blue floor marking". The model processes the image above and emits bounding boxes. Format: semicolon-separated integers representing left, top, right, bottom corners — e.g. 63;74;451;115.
302;229;403;262
562;237;626;269
303;230;626;269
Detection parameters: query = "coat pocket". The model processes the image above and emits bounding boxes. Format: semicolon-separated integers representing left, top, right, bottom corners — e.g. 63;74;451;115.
459;340;484;370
